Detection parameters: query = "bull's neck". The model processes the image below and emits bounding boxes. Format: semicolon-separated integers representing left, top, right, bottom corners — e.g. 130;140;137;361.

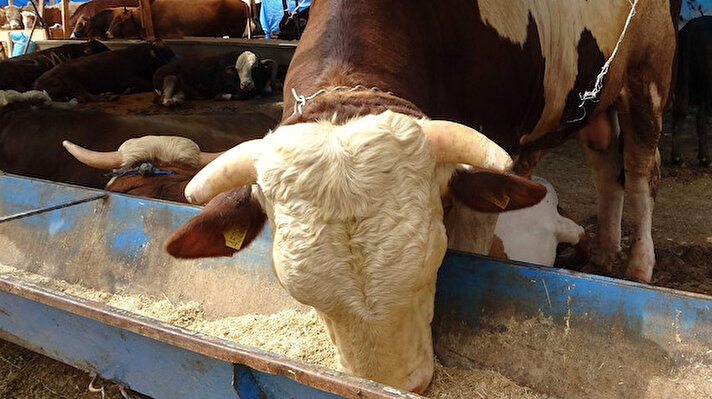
282;0;434;124
281;87;425;126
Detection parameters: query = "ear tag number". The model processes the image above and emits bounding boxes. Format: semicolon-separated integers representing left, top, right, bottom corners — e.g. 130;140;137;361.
223;226;247;250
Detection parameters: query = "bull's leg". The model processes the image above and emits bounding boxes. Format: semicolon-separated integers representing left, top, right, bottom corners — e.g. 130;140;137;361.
579;109;624;273
697;105;710;166
616;77;666;283
671;103;687;166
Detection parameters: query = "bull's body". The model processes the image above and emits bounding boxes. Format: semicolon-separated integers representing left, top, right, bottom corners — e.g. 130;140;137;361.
33;43;175;102
0;41;110;92
166;0;680;392
107;0;250;39
672;16;712;166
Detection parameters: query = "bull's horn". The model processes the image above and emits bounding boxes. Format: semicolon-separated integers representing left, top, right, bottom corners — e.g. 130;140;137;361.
184;139;264;204
198;151;225;167
63;140;122;170
422;120;513;173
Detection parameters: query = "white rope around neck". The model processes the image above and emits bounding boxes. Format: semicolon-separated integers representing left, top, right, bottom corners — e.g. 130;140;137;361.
290;85;394;116
568;0;639;123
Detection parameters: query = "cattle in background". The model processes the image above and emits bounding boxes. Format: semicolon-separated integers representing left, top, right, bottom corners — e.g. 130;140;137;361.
672;16;712;166
2;6;22;29
68;0;138;31
164;0;678;393
0;41;110;92
20;10;35;29
71;8;137;40
0;92;277;190
153;51;276;107
106;0;251;39
33;41;176;102
63;136;225;202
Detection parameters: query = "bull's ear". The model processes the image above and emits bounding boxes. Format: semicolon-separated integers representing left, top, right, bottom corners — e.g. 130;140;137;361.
449;168;547;213
164;186;266;258
224;65;237;75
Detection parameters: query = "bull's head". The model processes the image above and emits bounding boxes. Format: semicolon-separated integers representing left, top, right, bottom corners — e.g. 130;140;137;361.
226;51;276;98
164;111;545;392
106;7;142;40
63;136;222;203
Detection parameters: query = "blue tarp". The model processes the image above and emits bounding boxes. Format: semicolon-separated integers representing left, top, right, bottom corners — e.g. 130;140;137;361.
0;0;86;7
681;0;712;26
260;0;309;39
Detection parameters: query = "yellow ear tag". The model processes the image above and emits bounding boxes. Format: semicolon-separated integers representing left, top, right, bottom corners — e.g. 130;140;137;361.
223;226;247;250
481;191;511;210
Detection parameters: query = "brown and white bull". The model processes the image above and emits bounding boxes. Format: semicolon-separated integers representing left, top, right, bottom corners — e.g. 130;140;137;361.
63;136;223;202
163;0;679;393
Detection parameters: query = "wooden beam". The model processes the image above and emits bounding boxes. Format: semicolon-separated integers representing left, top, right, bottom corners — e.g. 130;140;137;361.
138;0;155;40
60;0;70;39
7;0;13;7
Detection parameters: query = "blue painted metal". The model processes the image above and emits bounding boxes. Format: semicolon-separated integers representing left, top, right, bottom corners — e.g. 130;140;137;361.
434;251;712;348
0;288;344;399
0;174;711;399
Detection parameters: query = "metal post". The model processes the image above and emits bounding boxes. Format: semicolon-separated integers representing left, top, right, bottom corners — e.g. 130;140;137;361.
138;0;155;40
60;0;70;39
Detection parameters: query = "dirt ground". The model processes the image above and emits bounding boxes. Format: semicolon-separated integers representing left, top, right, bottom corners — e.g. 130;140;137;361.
1;94;711;398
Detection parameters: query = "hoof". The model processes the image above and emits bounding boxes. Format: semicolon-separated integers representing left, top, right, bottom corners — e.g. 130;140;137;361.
625;267;652;284
700;158;711;167
671;156;685;166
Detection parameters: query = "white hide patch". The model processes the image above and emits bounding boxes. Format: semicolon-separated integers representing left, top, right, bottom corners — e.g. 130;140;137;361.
475;0;654;143
494;177;584;266
252;111;448;390
118;135;202;168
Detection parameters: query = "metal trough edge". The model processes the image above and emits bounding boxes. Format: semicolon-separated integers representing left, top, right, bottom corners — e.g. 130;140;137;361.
0;273;421;399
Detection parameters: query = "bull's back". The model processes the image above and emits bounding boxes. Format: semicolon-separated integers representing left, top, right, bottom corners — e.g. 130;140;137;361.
0;45;88;90
151;0;248;37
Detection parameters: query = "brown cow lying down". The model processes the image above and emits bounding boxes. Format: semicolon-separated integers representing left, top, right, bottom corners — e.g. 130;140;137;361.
71;8;138;40
0;102;277;189
106;0;250;39
33;41;176;102
153;51;276;107
0;41;110;92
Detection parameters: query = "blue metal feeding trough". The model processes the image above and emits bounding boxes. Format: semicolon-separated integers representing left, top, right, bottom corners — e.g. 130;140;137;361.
0;172;710;398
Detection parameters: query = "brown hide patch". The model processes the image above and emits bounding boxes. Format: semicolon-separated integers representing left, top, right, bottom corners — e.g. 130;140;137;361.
488;235;509;259
164;186;267;259
449;169;547;213
106;164;197;203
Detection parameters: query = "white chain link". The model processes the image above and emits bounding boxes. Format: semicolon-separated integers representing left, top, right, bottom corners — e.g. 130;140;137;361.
568;0;639;123
290;85;394;116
